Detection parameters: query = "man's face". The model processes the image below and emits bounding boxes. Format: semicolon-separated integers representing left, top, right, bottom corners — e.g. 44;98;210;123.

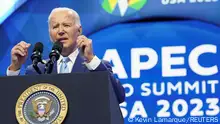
49;10;81;53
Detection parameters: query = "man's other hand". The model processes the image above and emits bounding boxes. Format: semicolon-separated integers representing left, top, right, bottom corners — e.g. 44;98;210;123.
9;41;31;71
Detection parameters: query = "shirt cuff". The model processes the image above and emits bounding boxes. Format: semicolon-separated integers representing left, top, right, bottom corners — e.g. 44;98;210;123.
84;56;101;70
6;67;20;76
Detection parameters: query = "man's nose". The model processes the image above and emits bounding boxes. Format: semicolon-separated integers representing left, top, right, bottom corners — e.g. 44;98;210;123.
58;27;65;36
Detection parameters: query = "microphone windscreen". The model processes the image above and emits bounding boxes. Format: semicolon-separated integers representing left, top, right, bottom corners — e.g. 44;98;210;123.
52;41;63;53
33;42;44;53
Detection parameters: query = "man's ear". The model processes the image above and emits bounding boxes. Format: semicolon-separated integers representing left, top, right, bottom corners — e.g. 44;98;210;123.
78;26;82;35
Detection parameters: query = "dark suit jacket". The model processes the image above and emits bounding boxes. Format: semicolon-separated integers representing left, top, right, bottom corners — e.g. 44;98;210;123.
25;55;125;103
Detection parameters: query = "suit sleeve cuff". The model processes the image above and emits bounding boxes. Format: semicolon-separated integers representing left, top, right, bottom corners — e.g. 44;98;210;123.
7;67;20;76
84;56;101;70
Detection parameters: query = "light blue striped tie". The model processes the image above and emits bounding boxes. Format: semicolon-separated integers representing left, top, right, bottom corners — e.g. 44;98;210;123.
60;57;70;73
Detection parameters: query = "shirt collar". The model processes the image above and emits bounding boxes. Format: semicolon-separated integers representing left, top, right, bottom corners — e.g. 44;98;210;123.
57;49;79;65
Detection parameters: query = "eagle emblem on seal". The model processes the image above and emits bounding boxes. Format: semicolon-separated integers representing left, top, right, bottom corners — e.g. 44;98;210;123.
31;96;55;122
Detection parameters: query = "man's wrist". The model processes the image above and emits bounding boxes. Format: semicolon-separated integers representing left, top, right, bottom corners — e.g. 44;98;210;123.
9;64;21;71
84;56;101;70
86;55;95;63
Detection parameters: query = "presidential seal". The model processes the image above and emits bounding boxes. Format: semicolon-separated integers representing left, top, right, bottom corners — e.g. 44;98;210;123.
15;83;68;124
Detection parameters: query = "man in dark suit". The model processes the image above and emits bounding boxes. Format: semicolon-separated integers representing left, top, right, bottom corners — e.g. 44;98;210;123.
7;7;125;103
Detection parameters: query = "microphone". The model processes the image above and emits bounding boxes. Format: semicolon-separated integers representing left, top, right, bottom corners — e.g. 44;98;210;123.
31;42;44;74
44;41;63;74
49;41;63;64
80;45;86;56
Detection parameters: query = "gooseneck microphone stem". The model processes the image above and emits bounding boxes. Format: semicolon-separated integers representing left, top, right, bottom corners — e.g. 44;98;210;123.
44;60;53;74
33;64;42;74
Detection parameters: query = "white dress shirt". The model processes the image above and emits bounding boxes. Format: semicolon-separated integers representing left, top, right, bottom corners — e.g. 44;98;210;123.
7;49;101;76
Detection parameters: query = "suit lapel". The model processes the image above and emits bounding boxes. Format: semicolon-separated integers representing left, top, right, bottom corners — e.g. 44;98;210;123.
71;54;88;73
51;61;58;74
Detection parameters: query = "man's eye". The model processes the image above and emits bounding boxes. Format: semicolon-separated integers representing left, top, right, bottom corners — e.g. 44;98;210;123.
53;26;58;29
64;25;70;27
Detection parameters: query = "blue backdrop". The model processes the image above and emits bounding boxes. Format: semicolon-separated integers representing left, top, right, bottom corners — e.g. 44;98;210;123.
0;0;219;123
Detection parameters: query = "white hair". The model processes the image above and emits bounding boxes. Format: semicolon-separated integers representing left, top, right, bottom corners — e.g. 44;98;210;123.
48;7;81;26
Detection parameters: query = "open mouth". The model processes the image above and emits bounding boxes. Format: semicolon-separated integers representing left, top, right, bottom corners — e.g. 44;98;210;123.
58;38;68;42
